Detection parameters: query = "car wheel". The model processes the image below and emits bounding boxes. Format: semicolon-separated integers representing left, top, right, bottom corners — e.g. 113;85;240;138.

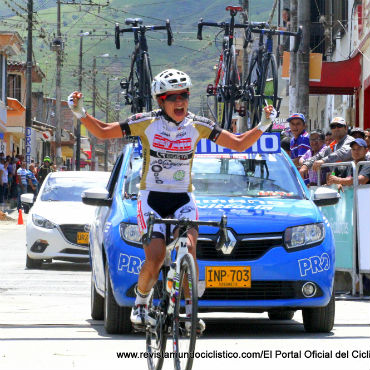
268;310;295;320
26;255;42;269
302;291;335;333
104;263;131;334
91;272;104;320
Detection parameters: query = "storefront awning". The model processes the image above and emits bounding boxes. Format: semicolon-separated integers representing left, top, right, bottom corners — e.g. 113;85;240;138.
309;53;362;95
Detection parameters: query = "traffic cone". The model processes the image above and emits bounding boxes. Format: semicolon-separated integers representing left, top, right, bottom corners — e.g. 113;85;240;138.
17;209;24;225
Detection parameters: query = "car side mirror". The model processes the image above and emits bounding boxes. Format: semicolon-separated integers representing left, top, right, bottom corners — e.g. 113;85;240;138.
81;188;112;207
21;193;35;205
312;186;340;207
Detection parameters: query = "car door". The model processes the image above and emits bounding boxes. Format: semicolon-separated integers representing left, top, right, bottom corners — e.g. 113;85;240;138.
91;153;124;295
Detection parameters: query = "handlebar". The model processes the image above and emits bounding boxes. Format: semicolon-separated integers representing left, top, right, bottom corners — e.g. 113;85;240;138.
115;19;173;49
197;18;250;40
146;212;230;248
249;25;303;52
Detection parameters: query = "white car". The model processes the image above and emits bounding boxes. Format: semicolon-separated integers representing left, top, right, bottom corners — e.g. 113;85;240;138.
24;171;110;269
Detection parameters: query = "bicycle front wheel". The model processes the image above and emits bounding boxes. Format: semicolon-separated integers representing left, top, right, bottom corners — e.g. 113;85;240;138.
245;52;278;128
172;253;198;370
223;45;240;131
142;53;153;112
146;276;168;370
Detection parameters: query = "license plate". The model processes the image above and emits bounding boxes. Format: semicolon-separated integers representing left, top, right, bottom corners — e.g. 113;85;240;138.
206;266;251;288
77;232;89;244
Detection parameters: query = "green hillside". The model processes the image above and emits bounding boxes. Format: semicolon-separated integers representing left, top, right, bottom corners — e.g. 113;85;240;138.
1;0;276;118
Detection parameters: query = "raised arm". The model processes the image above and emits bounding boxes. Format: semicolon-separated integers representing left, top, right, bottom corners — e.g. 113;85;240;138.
215;106;274;151
68;91;123;139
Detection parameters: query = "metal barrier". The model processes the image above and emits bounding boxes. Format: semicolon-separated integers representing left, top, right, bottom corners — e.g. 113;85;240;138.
310;161;370;296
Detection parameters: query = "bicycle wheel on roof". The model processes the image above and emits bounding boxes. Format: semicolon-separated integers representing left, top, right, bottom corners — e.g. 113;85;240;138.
245;52;278;128
219;45;240;131
141;53;153;112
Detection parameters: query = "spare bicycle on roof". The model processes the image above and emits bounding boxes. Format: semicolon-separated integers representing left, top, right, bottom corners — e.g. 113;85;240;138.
115;18;173;114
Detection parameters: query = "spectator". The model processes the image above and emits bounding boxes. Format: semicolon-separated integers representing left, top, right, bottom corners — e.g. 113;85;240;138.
365;128;370;150
2;159;9;207
350;127;365;140
37;156;52;186
325;131;333;146
280;136;291;157
26;163;39;196
299;117;354;177
299;130;328;186
327;138;370;186
0;158;4;208
16;161;28;210
287;113;310;167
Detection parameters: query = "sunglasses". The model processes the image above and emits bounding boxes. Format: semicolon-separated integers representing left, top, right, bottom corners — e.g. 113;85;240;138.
159;92;190;102
330;124;345;129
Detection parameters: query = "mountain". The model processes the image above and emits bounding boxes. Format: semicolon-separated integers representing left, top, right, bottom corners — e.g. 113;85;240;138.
1;0;276;118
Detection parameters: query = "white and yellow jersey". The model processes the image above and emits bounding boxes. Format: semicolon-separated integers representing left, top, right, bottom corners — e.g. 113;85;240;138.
120;110;222;192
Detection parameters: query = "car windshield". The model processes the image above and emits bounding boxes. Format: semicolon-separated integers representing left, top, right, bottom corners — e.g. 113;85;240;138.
124;153;303;199
41;176;107;202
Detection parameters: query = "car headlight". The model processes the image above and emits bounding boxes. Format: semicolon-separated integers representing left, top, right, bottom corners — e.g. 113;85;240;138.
119;223;142;245
284;223;325;249
32;214;56;229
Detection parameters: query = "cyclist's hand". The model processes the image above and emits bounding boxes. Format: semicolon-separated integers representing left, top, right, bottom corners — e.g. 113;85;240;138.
257;105;276;132
67;91;86;119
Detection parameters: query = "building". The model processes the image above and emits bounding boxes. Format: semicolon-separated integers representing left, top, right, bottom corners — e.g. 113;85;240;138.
0;31;23;156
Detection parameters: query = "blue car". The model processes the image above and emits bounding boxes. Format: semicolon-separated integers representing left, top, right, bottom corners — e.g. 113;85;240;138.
82;133;339;334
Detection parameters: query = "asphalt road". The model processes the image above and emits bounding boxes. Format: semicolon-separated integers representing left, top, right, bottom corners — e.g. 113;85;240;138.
0;216;369;370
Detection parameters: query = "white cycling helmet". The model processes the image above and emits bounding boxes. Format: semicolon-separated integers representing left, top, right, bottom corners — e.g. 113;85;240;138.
151;69;192;97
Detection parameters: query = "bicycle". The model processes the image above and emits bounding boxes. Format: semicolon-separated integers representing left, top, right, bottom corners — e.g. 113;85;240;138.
115;18;173;114
197;6;302;131
243;22;302;128
143;213;230;370
197;6;250;131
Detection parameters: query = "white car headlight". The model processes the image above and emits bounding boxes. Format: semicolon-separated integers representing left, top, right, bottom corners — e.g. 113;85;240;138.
284;223;325;249
119;223;142;245
32;214;56;229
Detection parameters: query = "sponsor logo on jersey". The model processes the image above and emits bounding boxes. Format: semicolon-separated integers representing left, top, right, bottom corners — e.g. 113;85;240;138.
153;134;192;152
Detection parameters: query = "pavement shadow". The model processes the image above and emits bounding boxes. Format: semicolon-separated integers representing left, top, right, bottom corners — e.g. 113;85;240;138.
29;261;91;272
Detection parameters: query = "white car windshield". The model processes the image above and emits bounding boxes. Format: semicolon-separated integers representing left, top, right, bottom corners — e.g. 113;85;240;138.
124;153;303;199
41;177;107;202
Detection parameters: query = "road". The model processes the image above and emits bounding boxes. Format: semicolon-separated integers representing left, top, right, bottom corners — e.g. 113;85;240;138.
0;216;369;370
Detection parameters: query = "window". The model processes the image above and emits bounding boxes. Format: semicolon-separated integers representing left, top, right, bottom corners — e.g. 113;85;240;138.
7;74;22;102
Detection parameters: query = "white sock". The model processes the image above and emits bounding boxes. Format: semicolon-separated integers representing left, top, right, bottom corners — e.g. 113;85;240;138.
134;286;152;306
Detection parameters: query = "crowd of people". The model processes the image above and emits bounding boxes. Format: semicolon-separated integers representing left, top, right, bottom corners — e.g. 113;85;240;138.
0;154;56;211
280;113;370;188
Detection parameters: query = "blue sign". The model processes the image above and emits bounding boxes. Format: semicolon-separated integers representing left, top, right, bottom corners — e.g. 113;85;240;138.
0;132;4;139
196;133;281;154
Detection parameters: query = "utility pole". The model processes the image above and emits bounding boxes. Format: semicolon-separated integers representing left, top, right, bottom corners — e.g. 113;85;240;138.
239;0;249;132
55;0;62;166
105;77;110;172
288;0;298;113
76;31;86;171
25;0;33;168
296;0;310;118
91;56;97;171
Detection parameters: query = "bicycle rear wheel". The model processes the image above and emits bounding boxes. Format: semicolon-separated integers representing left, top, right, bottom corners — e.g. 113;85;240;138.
142;53;153;112
146;275;168;370
222;45;240;131
172;253;198;370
